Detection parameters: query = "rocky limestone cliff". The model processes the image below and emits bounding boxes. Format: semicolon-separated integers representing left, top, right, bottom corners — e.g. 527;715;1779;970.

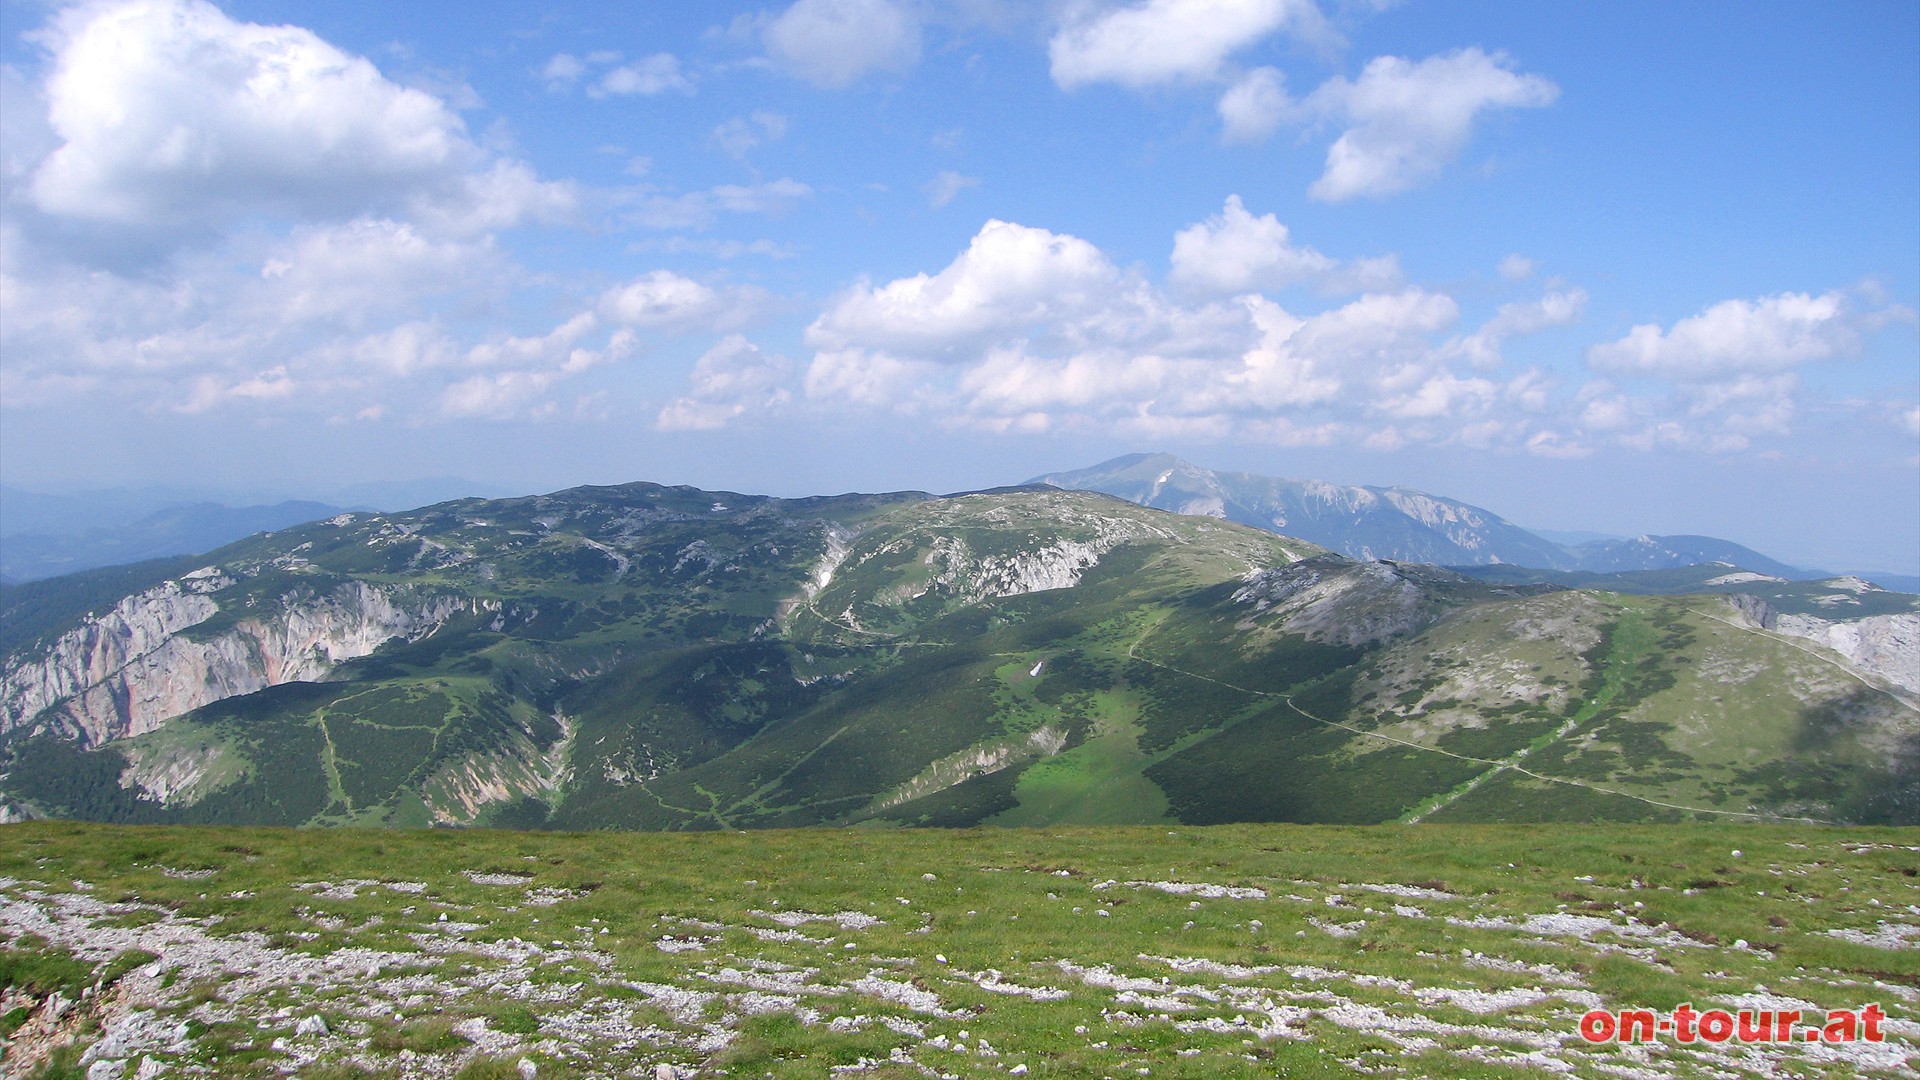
0;571;226;738
1;575;470;747
118;740;233;806
421;712;574;825
1723;595;1920;697
1233;558;1440;647
873;723;1068;813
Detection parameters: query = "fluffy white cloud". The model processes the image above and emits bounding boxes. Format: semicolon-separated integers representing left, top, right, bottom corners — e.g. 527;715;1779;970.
1217;66;1292;144
958;346;1172;416
0;2;777;430
1445;288;1586;368
807;219;1121;354
591;54;694;98
1169;195;1333;293
1497;253;1537;281
541;52;589;90
442;316;638;420
765;0;922;88
1049;0;1328;89
1586;291;1864;380
599;271;724;328
799;216;1554;452
923;170;981;208
1305;48;1558;201
250;218;505;328
1570;369;1809;454
804;348;935;408
541;49;690;97
710;112;788;159
656;335;795;430
25;0;567;234
1380;371;1497;420
1281;287;1457;368
600;270;770;336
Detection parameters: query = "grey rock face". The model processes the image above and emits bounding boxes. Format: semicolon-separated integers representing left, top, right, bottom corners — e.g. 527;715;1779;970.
0;571;465;747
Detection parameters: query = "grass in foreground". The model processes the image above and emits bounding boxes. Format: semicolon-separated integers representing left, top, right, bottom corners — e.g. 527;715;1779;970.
1;821;1915;1078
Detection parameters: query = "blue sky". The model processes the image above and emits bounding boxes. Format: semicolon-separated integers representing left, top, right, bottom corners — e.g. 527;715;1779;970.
1;0;1916;572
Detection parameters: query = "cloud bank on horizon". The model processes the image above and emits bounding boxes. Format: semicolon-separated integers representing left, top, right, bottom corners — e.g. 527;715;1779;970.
0;0;1915;570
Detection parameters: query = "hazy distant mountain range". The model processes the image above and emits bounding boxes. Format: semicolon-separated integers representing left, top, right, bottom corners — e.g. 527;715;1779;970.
5;458;1909;591
1031;453;1892;585
0;478;510;584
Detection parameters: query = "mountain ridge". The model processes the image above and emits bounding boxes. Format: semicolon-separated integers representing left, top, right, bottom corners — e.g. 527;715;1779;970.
1029;452;1833;581
1;476;1914;830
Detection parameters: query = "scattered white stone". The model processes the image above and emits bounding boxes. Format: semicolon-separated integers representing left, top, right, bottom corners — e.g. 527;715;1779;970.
295;1014;328;1036
1825;921;1920;949
1308;917;1366;938
1127;880;1266;900
466;871;536;886
1412;985;1550;1013
1343;882;1458;901
753;909;884;930
1142;955;1279;980
961;969;1071;1001
849;973;958;1015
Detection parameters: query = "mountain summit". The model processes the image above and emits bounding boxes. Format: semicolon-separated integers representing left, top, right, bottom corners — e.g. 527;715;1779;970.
1030;453;1569;568
1032;453;1816;579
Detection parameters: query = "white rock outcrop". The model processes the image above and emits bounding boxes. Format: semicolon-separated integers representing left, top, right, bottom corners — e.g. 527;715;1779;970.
1724;596;1920;696
1;576;468;747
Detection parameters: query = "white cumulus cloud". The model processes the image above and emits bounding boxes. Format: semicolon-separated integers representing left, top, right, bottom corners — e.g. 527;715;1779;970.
923;170;981;208
1586;291;1866;380
1217;66;1293;144
710;112;789;159
599;271;725;328
1049;0;1329;89
1445;288;1586;369
807;219;1121;354
657;335;796;430
1169;195;1334;293
1305;48;1558;202
764;0;922;88
590;53;694;98
25;0;566;235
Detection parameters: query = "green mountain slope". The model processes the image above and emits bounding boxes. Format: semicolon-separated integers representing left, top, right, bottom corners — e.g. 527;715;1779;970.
1;480;1914;829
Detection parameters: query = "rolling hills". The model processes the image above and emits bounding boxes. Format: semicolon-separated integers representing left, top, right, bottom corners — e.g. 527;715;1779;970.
0;479;1914;830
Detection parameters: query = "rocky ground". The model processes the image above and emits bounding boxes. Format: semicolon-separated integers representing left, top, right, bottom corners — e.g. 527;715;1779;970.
1;823;1916;1078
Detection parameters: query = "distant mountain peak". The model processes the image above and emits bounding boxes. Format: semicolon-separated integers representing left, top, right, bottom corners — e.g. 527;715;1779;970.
1032;454;1819;581
1031;455;1565;570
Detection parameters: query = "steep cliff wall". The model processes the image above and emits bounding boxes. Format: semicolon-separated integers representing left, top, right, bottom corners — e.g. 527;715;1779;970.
1;573;468;746
1723;595;1920;697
